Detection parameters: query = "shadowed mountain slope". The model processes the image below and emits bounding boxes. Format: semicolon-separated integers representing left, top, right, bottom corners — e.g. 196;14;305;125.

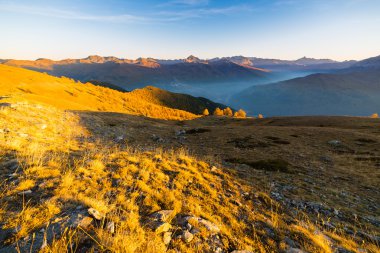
231;55;380;116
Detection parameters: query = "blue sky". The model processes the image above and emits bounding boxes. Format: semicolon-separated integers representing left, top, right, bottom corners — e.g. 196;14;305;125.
0;0;379;61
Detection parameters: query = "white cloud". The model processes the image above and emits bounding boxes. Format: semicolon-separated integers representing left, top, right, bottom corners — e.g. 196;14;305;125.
0;2;251;24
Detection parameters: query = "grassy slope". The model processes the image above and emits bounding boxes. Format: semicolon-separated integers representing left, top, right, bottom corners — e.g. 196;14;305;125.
2;103;378;253
0;65;378;253
0;64;196;120
131;86;229;114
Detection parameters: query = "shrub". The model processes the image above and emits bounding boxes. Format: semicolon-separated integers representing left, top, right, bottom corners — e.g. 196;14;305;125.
370;113;379;118
258;114;264;119
223;107;233;117
234;109;246;118
202;108;209;116
213;107;223;116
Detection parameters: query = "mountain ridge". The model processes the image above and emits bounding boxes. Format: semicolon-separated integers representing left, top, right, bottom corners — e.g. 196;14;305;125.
231;55;380;116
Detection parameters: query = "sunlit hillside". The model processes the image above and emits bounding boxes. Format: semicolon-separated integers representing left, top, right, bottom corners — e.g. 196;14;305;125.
0;64;196;120
1;99;379;253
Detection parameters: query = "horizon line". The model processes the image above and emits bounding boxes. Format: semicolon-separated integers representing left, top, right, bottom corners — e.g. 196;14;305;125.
2;53;377;63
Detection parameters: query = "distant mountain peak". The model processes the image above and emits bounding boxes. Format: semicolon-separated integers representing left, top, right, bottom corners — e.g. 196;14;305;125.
84;55;106;63
134;58;160;68
294;57;337;65
184;55;205;63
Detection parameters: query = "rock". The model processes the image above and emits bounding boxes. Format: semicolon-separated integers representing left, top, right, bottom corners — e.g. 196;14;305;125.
17;190;32;195
182;230;194;243
106;221;115;234
7;173;18;179
40;124;47;130
2;159;19;171
0;103;11;108
197;218;220;234
149;210;174;222
163;232;172;245
211;166;218;172
286;248;306;253
88;208;105;220
175;130;186;136
146;221;171;234
336;247;355;253
174;215;220;235
0;227;15;244
152;134;164;143
328;140;341;147
114;135;125;143
230;199;242;207
320;156;333;164
190;227;200;234
78;217;94;229
284;237;297;248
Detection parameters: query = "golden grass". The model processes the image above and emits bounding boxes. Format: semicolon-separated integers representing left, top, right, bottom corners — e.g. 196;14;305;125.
0;85;379;252
0;64;197;120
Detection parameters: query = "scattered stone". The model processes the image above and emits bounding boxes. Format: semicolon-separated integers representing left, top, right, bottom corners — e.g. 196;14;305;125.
153;222;172;234
0;103;11;108
40;124;47;130
2;159;19;170
176;216;220;234
106;221;115;234
88;208;105;220
286;248;306;253
230;199;243;207
190;227;200;235
17;190;32;195
175;130;186;136
7;173;18;179
78;217;94;229
182;230;194;243
163;232;172;245
18;133;29;138
0;227;15;243
336;247;355;253
152;134;164;143
149;210;174;222
284;237;297;248
114;135;125;143
328;140;341;147
320;156;333;164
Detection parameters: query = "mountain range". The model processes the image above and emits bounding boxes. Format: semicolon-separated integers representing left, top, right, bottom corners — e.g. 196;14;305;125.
2;54;379;116
231;55;380;116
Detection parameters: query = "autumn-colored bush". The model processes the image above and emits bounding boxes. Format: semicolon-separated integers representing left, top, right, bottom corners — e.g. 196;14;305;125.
258;114;264;119
370;113;379;118
213;107;224;116
223;107;233;117
202;108;209;116
234;109;247;118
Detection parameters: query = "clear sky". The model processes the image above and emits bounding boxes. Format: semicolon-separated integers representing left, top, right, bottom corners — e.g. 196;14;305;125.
0;0;379;61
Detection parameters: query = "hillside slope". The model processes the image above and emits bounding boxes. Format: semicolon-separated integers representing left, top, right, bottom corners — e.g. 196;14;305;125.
0;64;200;120
1;102;379;253
131;86;229;114
230;59;380;116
